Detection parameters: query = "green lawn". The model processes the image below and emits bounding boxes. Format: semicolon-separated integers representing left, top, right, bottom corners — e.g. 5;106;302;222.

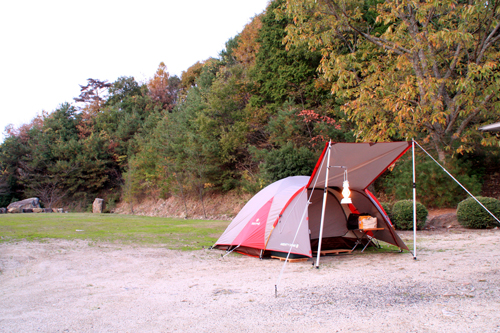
0;213;230;250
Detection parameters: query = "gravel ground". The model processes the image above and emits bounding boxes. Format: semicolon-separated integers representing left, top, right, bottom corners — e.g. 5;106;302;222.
1;229;499;332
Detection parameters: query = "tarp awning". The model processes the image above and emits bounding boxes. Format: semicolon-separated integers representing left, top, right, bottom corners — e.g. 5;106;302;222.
307;142;411;190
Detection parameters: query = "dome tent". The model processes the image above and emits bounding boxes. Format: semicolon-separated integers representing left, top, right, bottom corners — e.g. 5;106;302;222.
214;141;411;259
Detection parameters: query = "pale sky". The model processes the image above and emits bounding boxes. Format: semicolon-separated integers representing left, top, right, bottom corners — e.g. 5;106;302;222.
0;0;270;142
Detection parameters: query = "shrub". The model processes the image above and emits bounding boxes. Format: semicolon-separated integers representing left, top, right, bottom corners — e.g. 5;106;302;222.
257;142;317;183
457;196;500;229
390;200;428;230
380;202;392;217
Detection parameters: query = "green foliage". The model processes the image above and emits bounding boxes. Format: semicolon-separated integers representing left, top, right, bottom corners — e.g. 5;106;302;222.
266;101;352;151
457;196;500;229
282;0;500;158
380;202;392;217
390;200;428;230
250;0;331;109
380;153;482;208
105;76;142;106
257;142;317;183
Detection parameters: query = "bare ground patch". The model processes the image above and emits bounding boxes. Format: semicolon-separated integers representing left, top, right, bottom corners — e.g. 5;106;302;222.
1;228;500;332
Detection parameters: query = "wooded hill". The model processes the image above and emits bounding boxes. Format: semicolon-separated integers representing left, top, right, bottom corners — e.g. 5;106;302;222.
1;0;499;212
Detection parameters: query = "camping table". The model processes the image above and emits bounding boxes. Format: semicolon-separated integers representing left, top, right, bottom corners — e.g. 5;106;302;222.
351;228;384;252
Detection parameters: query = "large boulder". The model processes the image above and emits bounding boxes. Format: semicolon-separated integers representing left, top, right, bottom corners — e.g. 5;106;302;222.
7;198;40;210
93;198;105;213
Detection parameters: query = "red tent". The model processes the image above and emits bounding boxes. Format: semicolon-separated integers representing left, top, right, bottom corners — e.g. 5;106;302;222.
214;141;411;259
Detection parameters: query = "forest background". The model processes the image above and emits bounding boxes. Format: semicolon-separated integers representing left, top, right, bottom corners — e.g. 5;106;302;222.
1;0;499;216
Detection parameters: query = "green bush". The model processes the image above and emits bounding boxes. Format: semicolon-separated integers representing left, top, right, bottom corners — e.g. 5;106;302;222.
256;142;317;183
390;200;428;230
457;196;500;229
379;154;482;208
380;202;392;217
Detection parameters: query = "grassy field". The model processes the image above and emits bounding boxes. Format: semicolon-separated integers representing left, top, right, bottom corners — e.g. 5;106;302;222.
0;213;230;250
0;213;412;253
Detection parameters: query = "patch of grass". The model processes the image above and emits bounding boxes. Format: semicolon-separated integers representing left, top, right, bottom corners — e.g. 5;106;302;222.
0;213;229;251
357;241;405;254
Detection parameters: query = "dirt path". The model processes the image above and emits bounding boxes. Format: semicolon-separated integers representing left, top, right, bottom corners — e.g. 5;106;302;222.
1;229;499;332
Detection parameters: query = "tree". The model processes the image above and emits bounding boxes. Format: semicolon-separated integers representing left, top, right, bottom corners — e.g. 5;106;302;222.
147;62;179;111
106;76;142;106
180;61;205;90
96;76;160;169
220;36;240;67
233;15;263;68
74;78;112;138
251;0;330;109
74;78;112;114
283;0;500;161
2;103;115;208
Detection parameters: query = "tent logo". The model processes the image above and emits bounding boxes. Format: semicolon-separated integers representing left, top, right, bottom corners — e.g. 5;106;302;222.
280;242;299;249
252;218;260;226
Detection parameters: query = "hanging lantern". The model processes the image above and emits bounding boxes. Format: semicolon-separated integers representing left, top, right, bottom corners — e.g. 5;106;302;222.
340;169;352;204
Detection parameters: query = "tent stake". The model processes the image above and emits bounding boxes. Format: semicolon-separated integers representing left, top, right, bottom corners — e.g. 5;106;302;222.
315;142;332;268
412;139;417;260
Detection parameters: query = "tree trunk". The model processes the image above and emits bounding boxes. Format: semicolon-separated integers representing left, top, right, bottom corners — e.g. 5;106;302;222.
176;173;188;218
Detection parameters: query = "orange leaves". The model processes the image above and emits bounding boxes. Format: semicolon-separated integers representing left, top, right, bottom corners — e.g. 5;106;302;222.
297;109;339;128
147;62;175;111
233;15;263;68
296;109;342;147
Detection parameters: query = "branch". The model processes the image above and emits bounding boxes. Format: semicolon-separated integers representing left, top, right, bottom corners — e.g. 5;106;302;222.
477;21;500;63
443;44;462;81
358;32;411;55
445;99;464;134
324;0;411;55
451;93;494;140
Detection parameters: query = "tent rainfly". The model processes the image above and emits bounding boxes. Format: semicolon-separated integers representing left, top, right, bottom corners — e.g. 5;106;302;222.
214;141;411;259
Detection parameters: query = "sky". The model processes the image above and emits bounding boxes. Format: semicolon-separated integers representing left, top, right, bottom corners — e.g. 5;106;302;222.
0;0;270;143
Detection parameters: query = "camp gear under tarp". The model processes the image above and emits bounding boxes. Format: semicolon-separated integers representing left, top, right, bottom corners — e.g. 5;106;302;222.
214;142;411;258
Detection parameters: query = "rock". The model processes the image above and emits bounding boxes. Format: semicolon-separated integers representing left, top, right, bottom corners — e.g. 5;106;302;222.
8;207;22;213
32;208;43;213
93;198;105;214
22;208;34;213
0;208;6;214
42;208;53;213
7;198;40;210
425;212;460;229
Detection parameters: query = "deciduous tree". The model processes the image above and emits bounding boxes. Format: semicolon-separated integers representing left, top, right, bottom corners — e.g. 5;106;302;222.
147;62;179;111
283;0;500;160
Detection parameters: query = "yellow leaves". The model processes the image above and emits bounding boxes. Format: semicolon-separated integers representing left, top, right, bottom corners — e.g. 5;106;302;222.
283;0;500;153
233;15;263;68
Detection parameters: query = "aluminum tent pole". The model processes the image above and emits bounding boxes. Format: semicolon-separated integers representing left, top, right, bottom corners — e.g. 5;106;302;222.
315;141;331;268
412;139;417;260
